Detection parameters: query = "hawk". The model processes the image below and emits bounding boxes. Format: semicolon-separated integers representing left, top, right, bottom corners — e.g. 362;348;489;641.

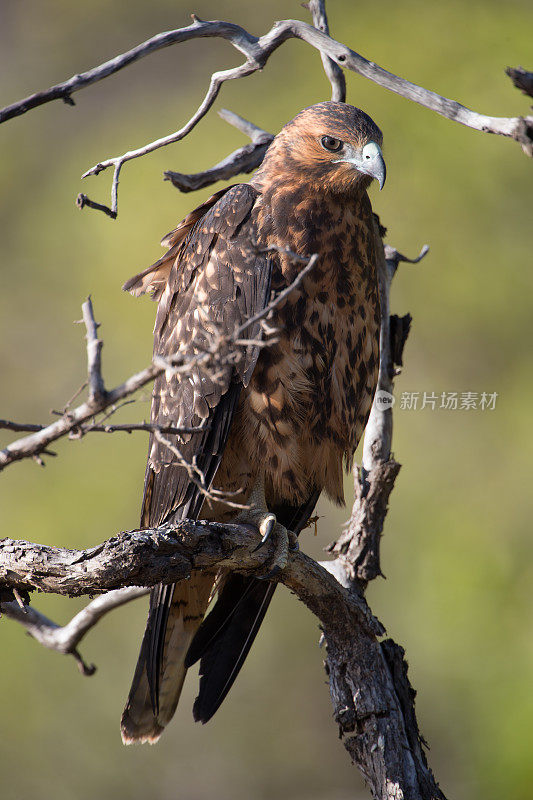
121;102;385;743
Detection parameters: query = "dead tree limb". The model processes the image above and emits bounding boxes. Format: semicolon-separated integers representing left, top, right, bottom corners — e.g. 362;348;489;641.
165;109;274;193
1;15;530;215
0;510;443;799
305;0;347;102
0;420;204;436
1;587;148;676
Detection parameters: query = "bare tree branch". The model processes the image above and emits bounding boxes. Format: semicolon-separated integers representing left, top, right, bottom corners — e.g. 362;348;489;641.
0;514;443;799
235;250;319;337
76;192;118;220
1;587;148;675
2;16;529;216
304;0;346;102
0;522;364;616
216;109;269;141
76;18;532;215
0;18;258;125
81;296;107;403
165;109;273;193
0;420;204;436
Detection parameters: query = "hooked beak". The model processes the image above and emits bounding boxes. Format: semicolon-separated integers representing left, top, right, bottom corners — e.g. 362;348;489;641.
334;141;386;190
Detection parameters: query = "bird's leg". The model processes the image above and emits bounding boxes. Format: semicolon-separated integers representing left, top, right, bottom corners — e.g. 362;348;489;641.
233;475;297;578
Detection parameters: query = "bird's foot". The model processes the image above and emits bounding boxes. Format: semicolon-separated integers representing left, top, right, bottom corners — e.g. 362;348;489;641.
235;507;297;579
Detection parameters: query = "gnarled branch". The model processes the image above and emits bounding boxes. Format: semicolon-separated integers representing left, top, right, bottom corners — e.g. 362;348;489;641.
77;18;533;214
1;14;530;215
305;0;346;102
0;513;442;799
1;587;148;676
164;109;274;193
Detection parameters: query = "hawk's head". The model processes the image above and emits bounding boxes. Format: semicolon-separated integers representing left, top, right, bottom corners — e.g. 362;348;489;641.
256;101;385;195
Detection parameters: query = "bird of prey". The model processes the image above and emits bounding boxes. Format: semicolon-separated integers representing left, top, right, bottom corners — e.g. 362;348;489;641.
120;101;385;744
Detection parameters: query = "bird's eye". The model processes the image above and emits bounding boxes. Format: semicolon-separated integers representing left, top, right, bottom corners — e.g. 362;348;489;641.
321;135;342;152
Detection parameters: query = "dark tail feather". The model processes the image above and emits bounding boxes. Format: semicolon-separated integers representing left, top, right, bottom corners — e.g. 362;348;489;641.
187;576;276;723
185;490;320;724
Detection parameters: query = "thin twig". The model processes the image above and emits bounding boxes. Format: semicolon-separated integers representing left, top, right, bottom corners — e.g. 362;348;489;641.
76;193;117;219
82;297;107;403
383;243;430;277
12;588;27;611
217;109;273;142
79;422;204;436
58;380;89;415
153;430;247;511
91;398;136;427
1;587;148;675
0;418;204;437
304;0;346;102
0;420;45;433
165;109;273;193
235;250;319;337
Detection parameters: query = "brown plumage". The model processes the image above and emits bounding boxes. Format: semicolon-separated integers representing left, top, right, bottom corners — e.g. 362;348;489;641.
121;102;384;743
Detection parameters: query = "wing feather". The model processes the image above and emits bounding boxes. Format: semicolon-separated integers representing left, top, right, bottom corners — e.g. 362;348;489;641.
122;183;272;737
122;187;232;300
144;183;271;527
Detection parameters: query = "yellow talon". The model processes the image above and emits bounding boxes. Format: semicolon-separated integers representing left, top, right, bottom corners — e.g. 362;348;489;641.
234;476;292;576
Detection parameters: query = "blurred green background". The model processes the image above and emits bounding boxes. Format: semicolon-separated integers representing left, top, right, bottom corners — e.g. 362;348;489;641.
1;1;531;798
